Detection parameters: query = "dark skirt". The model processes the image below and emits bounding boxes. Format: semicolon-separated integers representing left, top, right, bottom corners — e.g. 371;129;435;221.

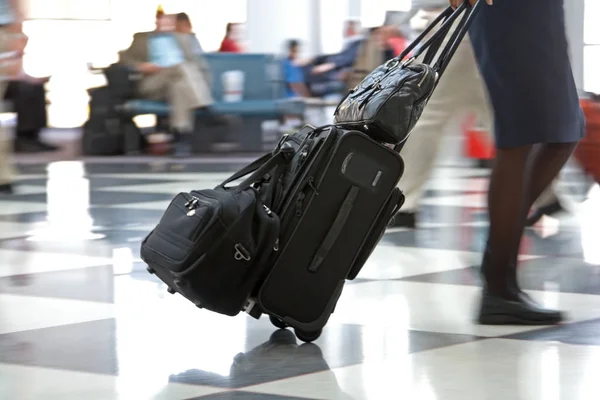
469;0;585;148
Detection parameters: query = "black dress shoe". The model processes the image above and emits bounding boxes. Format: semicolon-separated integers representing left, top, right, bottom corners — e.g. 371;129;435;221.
526;200;564;226
0;183;13;195
477;290;563;325
389;212;416;228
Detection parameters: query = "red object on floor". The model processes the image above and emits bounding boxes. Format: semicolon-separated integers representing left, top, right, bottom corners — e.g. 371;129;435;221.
463;114;495;160
574;98;600;183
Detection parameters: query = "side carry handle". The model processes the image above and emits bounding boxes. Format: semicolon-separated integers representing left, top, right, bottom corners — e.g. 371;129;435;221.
307;186;360;273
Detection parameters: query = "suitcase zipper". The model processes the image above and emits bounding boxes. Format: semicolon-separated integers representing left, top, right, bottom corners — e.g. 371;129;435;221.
181;193;217;240
307;177;319;195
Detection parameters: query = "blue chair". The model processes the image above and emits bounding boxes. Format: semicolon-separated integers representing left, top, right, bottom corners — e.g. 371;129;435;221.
120;53;305;152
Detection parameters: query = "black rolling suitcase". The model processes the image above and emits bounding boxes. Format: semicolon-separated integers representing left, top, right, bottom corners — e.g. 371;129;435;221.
252;125;405;342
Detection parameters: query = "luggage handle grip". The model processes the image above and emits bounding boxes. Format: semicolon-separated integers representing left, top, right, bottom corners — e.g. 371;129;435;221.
307;185;360;273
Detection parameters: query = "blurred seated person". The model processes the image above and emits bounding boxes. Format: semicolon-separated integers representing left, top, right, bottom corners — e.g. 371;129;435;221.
174;12;203;57
2;22;53;153
345;27;395;91
384;25;409;57
283;40;310;98
219;23;243;53
119;13;227;156
280;39;310;131
306;20;365;97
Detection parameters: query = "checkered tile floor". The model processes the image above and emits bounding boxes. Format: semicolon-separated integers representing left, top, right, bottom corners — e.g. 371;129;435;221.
1;158;600;399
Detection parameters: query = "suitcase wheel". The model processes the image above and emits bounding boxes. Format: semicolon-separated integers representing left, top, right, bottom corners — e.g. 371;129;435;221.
294;328;322;343
167;287;176;295
269;315;288;329
146;267;155;275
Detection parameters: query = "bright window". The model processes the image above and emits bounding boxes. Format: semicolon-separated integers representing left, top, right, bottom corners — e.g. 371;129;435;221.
360;0;412;28
161;0;247;52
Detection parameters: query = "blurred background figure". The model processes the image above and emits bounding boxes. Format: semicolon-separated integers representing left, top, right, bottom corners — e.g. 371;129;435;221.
118;8;226;157
175;12;204;57
345;26;395;91
305;19;365;97
282;39;310;99
219;22;243;53
0;0;26;195
391;4;494;228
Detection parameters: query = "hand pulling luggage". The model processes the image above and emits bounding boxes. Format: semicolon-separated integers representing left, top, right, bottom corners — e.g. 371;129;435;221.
141;2;482;343
334;1;482;147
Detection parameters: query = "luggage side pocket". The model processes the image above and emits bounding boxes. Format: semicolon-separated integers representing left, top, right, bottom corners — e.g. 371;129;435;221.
347;188;404;280
171;198;280;316
140;192;221;273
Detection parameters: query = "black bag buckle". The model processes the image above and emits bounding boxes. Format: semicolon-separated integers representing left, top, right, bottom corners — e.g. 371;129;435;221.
234;243;251;261
385;59;400;69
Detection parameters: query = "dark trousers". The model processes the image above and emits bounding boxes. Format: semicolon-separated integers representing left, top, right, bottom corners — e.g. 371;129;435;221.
4;80;48;140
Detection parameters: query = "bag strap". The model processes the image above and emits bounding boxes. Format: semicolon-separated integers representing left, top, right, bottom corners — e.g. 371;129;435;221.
393;1;482;78
394;7;454;63
220;152;273;187
434;1;482;77
307;185;360;273
220;151;290;193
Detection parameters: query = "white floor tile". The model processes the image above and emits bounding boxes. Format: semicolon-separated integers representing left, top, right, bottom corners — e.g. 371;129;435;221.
0;294;116;334
245;339;600;400
358;246;481;280
0;201;48;216
11;185;49;195
0;249;112;278
425;177;489;192
329;281;600;337
420;193;487;208
0;363;225;400
0;222;40;240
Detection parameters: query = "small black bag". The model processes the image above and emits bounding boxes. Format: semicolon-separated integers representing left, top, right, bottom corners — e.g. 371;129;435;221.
334;2;481;146
140;152;287;316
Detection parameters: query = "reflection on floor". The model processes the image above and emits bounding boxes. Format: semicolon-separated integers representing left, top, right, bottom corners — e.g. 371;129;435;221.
1;158;600;399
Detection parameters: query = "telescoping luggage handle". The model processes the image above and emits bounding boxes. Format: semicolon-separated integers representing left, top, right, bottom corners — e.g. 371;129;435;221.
392;0;482;80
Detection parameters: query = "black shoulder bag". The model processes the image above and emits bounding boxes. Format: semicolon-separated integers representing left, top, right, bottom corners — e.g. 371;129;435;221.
333;1;482;148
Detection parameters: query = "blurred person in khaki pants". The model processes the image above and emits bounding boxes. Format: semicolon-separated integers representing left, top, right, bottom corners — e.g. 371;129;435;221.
0;0;26;195
119;11;226;157
391;4;494;227
391;2;562;228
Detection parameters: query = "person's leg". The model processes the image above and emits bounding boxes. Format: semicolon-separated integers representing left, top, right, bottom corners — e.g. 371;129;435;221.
526;179;563;226
14;80;54;152
394;35;490;228
480;145;532;300
395;97;453;227
507;142;578;287
479;141;577;325
0;128;15;194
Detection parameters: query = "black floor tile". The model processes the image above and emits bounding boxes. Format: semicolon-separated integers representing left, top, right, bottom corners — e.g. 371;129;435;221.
189;391;320;400
401;257;600;295
0;265;116;303
505;318;600;346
